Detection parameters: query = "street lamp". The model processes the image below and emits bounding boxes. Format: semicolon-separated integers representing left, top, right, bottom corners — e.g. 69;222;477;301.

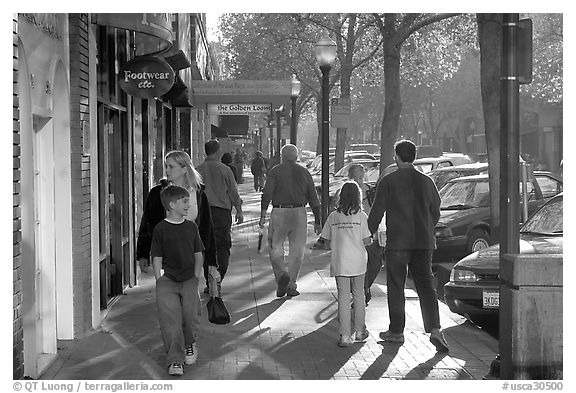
290;74;301;145
275;105;284;163
315;36;337;225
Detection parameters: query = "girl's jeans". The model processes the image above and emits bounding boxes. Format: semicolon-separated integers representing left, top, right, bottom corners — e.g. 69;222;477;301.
156;275;201;366
336;274;366;338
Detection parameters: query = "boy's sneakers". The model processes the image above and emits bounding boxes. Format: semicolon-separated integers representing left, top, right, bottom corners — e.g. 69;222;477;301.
276;273;290;297
379;330;405;343
430;330;450;352
338;335;354;347
355;329;369;343
185;343;198;365
168;363;183;376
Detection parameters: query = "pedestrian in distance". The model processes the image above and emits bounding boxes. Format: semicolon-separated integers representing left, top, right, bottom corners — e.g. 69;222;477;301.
150;185;205;376
234;148;244;183
136;150;218;287
197;139;243;292
221;152;238;182
260;144;322;297
319;181;372;347
368;139;449;352
251;151;266;192
332;163;385;305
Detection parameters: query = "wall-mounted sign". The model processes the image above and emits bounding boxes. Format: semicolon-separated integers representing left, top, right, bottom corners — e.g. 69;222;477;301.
208;103;272;116
119;56;175;99
192;80;291;96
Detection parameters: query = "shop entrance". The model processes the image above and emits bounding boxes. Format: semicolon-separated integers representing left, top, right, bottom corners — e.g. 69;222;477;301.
97;104;131;308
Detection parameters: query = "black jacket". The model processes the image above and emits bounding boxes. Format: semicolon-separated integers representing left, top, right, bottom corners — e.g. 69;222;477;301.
136;179;218;267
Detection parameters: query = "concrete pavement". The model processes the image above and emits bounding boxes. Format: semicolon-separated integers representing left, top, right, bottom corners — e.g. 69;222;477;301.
40;171;498;380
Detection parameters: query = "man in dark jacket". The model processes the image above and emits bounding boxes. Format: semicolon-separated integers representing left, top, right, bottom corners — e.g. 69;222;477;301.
251;151;266;191
368;139;449;353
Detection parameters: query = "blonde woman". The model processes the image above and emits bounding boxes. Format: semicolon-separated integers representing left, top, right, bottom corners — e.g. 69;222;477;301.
136;150;217;286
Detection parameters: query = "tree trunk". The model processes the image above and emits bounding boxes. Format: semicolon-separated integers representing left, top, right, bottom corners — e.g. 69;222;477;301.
380;42;403;169
477;13;502;241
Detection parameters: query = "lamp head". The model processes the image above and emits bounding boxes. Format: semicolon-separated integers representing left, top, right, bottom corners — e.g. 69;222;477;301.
291;74;301;98
315;37;337;66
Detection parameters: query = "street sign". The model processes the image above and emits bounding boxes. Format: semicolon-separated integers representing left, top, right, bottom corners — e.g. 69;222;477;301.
330;97;351;128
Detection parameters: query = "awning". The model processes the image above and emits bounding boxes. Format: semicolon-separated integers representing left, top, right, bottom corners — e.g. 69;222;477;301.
211;124;228;138
161;75;191;107
92;13;173;56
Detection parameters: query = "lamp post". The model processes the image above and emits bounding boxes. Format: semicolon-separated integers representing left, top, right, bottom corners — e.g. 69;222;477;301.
290;74;301;145
275;105;284;163
315;37;337;225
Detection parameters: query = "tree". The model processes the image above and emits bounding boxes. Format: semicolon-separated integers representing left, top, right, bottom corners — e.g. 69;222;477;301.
477;13;502;242
372;13;459;168
301;13;381;169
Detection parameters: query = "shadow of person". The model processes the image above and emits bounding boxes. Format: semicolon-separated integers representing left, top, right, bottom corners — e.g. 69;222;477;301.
265;317;364;379
401;352;449;380
359;341;401;380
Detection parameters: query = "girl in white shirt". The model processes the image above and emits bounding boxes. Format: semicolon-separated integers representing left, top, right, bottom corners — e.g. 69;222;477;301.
320;181;372;347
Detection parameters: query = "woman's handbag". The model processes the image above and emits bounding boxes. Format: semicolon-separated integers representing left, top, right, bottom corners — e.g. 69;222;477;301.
206;266;230;325
207;296;230;325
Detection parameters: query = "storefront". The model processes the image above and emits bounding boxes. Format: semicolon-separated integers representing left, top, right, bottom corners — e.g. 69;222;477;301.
16;13;74;379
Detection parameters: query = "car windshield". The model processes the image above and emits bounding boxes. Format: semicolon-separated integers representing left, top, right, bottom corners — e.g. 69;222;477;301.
440;180;490;209
417;163;433;173
520;197;563;234
429;171;461;190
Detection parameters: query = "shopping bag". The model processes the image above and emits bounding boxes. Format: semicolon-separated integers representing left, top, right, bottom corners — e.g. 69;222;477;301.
257;225;269;254
207;296;230;325
377;213;387;247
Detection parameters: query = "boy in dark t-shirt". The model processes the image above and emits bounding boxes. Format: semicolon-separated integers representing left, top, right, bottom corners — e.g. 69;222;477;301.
151;185;204;376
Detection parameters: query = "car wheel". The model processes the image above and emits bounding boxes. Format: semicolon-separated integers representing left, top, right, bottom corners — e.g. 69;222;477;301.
467;229;490;253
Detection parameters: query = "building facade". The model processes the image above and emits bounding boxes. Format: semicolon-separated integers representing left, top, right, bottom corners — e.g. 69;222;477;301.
13;13;219;379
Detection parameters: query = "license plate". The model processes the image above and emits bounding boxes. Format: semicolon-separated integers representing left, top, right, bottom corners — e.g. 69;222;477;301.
482;291;499;309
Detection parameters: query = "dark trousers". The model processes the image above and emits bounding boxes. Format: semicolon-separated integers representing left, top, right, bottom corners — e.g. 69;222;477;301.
385;249;440;334
253;172;265;191
205;206;232;282
364;241;383;293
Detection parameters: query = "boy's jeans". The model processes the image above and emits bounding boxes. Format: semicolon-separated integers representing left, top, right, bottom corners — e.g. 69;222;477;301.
336;274;366;338
156;275;201;366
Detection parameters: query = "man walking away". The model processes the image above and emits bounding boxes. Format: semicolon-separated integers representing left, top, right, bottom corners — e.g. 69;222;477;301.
251;151;266;191
367;139;449;352
197;140;243;290
259;144;321;297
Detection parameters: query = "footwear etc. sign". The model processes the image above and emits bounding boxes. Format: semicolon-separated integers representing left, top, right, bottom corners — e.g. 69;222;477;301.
119;56;175;99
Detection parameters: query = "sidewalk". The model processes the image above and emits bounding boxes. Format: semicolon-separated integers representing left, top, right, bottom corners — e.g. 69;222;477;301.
41;171;498;380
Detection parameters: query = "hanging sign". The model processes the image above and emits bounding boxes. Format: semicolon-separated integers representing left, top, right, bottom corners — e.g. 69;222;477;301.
119;56;175;99
208;103;272;115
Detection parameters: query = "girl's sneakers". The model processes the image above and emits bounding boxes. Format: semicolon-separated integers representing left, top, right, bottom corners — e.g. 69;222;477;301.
338;335;354;347
355;329;369;342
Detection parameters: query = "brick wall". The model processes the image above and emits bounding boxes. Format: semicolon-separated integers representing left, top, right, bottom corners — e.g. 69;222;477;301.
13;15;24;380
68;14;93;337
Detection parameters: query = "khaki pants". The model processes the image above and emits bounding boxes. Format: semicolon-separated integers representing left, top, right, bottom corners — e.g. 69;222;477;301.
268;207;307;289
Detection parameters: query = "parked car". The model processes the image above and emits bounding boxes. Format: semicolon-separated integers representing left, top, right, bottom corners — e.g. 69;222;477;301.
433;171;562;262
428;162;489;191
350;143;379;155
314;159;379;203
309;152;376;175
381;154;474;178
443;193;563;325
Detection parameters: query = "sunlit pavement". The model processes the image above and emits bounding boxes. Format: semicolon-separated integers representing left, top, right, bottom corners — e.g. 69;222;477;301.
41;169;498;380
